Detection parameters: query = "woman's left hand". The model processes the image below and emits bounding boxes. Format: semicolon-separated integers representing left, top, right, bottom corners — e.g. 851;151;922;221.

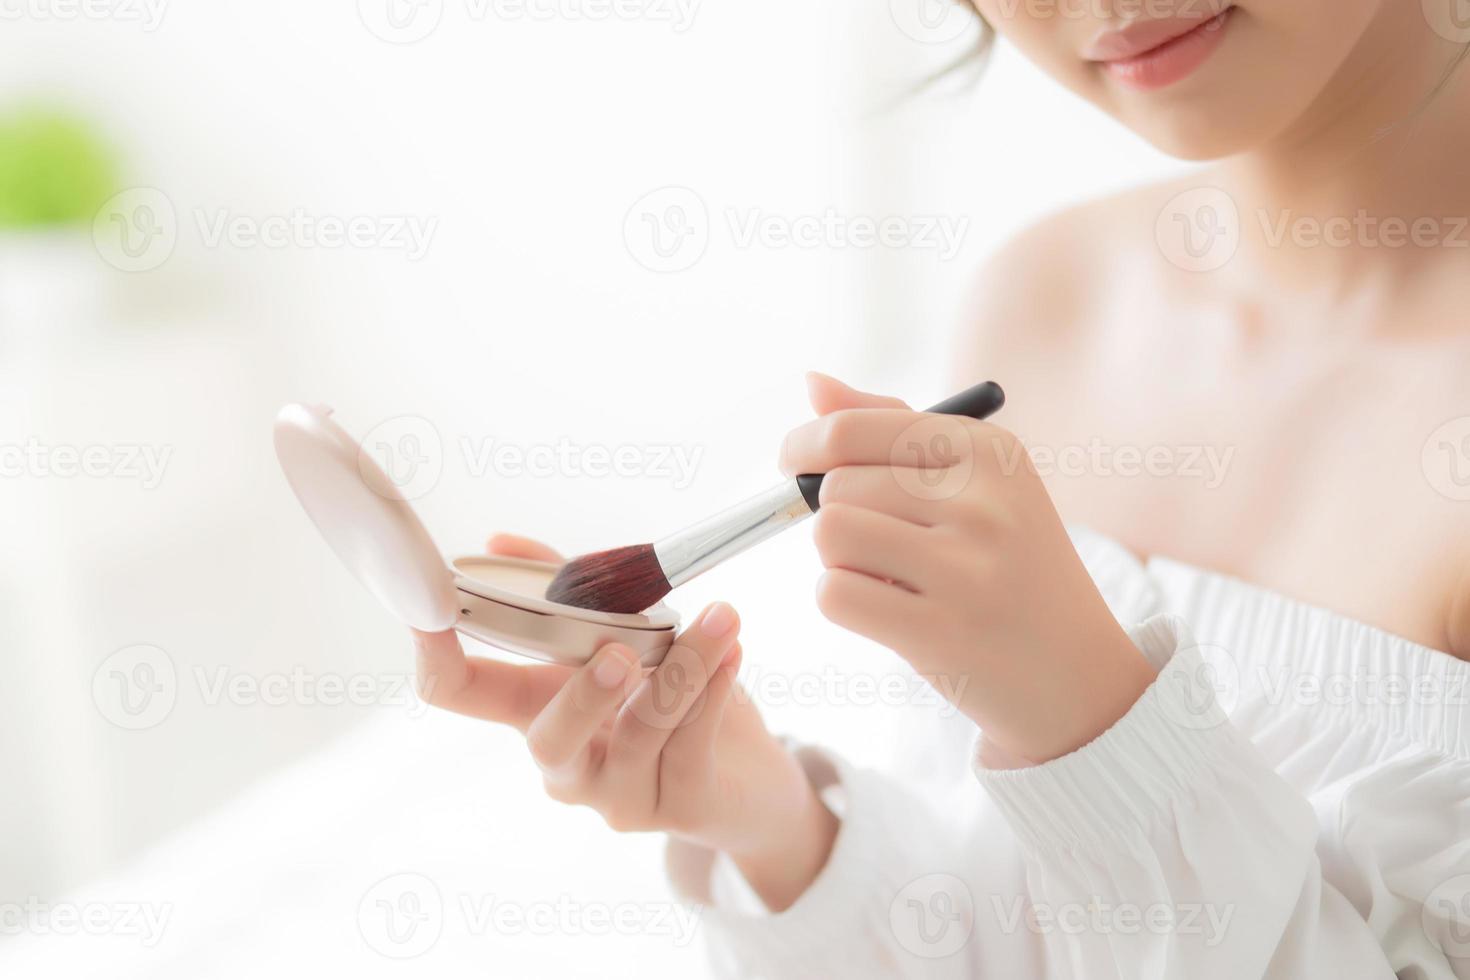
779;373;1157;764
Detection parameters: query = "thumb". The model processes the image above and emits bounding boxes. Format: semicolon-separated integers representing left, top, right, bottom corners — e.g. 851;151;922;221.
804;372;911;416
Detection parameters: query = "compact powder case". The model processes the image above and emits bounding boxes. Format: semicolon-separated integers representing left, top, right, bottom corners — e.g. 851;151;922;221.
273;403;680;667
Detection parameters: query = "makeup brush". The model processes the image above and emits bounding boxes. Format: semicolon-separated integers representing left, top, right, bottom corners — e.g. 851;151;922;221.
545;381;1005;614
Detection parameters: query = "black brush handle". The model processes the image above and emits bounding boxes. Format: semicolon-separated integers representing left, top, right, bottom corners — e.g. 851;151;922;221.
795;381;1005;512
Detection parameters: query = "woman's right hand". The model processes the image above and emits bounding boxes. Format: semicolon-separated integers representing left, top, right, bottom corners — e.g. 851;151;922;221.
411;533;837;912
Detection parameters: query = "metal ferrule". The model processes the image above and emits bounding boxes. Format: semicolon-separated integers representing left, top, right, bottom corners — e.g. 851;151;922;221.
652;480;814;589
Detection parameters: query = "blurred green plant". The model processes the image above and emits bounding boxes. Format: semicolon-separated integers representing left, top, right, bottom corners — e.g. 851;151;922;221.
0;108;118;229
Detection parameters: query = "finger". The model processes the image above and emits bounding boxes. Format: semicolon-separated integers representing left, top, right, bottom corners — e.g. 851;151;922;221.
412;628;570;731
604;602;741;774
818;464;965;526
525;644;641;781
814;567;930;652
805;372;911;415
486;533;564;563
663;645;741;766
779;409;985;477
811;503;932;592
659;647;741;800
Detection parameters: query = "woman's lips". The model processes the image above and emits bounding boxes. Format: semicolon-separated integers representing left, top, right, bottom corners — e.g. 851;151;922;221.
1086;7;1236;91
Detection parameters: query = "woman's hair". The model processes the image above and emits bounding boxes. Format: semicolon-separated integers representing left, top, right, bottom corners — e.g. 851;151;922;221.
933;0;995;86
964;0;994;57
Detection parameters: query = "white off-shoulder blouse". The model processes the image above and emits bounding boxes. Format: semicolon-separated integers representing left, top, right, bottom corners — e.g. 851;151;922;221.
666;528;1470;979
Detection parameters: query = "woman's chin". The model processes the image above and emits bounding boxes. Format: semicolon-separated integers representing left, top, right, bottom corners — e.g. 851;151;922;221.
1105;89;1306;161
1128;115;1274;161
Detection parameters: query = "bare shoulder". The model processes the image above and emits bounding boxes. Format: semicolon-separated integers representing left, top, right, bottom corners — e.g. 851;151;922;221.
952;177;1196;382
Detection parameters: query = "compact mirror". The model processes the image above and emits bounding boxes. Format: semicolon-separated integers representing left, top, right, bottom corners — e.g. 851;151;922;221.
274;404;679;667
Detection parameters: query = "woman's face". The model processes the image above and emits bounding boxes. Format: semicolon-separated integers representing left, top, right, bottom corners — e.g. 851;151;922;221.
971;0;1403;160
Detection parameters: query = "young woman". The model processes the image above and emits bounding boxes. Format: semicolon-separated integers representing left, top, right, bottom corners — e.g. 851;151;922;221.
412;0;1470;974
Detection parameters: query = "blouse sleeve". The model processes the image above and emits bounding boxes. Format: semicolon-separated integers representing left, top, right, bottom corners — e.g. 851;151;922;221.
970;614;1399;978
667;614;1424;979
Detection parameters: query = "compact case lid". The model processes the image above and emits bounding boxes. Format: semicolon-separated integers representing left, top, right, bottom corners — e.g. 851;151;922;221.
274;403;460;631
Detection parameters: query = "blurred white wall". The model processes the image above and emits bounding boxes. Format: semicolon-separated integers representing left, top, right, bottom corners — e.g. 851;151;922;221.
0;0;1187;960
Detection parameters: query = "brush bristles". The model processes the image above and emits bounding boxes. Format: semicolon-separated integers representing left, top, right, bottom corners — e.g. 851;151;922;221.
544;544;670;614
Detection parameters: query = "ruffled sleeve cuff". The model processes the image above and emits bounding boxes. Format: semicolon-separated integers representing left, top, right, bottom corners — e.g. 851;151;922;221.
665;744;911;973
974;614;1259;856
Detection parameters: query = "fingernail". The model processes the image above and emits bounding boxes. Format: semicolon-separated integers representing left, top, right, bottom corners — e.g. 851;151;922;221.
699;602;737;638
593;648;631;689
